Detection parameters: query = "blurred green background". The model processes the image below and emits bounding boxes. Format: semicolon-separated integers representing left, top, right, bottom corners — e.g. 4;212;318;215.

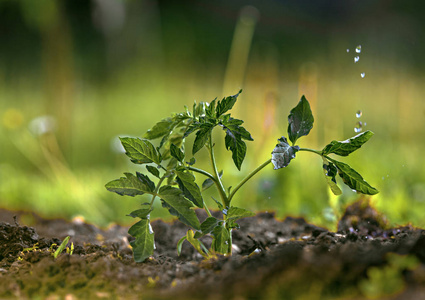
1;0;424;229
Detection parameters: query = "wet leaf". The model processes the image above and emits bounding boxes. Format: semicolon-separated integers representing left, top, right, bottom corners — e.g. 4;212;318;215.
120;137;161;165
271;137;299;169
105;173;153;196
329;158;379;195
322;131;374;156
175;168;204;208
128;219;155;262
159;186;201;230
287;95;314;145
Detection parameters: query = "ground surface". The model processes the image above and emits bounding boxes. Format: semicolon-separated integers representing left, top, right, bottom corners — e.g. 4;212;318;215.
1;199;425;300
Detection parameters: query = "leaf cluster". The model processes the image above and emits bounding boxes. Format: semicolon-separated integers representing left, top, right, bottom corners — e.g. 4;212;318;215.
106;91;379;263
271;95;378;195
106;91;256;261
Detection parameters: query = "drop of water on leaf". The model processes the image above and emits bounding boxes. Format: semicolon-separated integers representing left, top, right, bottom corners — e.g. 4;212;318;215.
356;110;362;118
354;56;360;63
354;121;363;133
360;72;365;78
356;45;362;53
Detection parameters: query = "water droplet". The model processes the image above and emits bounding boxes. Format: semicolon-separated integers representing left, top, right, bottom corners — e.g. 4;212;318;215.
346;49;350;53
360;72;365;78
356;45;362;53
354;121;363;133
356;110;362;118
354;56;360;63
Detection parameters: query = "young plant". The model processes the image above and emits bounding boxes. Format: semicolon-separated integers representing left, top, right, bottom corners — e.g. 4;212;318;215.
106;91;378;262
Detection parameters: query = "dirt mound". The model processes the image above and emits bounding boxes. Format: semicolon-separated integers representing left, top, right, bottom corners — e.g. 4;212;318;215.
1;201;425;299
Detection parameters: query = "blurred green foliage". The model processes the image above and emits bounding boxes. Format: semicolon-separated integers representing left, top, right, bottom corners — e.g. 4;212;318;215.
1;0;425;228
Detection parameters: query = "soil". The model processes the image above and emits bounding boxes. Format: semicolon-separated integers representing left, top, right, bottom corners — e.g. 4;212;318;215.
1;199;425;300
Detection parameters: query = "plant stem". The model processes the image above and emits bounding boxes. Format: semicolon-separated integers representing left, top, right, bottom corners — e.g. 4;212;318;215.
203;201;213;218
208;135;229;207
298;147;322;155
187;166;216;182
149;176;166;207
228;158;272;203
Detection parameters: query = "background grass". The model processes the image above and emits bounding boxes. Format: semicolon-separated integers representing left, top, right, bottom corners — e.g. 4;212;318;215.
1;0;424;229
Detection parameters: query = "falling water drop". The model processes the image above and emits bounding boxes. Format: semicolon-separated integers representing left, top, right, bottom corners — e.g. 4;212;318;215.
356;45;362;53
356;110;362;118
354;121;363;133
354;56;360;63
360;72;365;78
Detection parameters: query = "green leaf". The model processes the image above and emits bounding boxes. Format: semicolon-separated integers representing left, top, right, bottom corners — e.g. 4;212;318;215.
186;229;209;258
146;165;160;178
136;172;155;192
175;168;204;208
192;125;213;155
220;116;253;170
144;118;174;140
54;236;70;259
200;217;221;234
202;170;222;191
224;133;247;171
187;157;196;166
127;208;152;219
271;137;299;169
128;219;155;262
226;206;255;221
322;131;374;156
170;143;185;162
211;225;231;254
120;137;161;165
328;158;379;195
216;90;241;118
160;134;184;161
193;102;207;118
206;98;217;119
177;235;187;256
322;159;342;195
287;95;314;145
105;173;153;196
159;186;201;230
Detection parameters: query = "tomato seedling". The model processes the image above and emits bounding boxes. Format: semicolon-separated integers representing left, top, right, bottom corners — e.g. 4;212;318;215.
106;91;378;262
